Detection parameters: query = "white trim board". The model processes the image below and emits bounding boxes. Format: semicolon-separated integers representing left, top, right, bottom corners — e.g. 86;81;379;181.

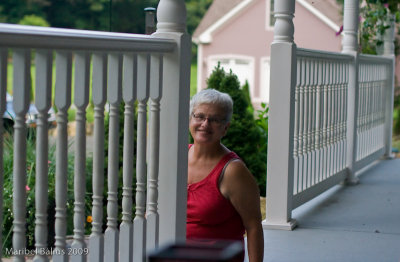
197;0;255;44
297;0;341;32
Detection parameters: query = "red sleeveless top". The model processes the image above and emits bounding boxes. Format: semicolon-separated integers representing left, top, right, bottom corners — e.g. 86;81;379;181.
186;145;245;244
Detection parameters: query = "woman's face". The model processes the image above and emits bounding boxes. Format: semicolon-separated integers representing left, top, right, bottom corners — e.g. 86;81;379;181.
189;103;230;145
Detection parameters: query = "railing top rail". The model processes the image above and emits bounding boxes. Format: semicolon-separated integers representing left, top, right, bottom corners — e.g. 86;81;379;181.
0;23;176;53
359;53;393;64
297;47;353;62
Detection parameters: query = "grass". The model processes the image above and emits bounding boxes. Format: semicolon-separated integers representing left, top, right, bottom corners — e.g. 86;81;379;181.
392;136;400;150
393;136;400;158
190;62;197;97
260;197;266;220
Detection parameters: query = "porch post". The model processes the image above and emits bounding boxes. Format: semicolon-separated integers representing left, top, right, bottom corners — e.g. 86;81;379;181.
342;0;360;183
263;0;297;230
155;0;191;245
383;14;396;158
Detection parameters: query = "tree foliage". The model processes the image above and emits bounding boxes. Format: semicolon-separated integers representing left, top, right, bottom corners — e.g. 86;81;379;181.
336;0;400;54
207;64;267;196
0;0;209;34
360;0;400;54
185;0;213;35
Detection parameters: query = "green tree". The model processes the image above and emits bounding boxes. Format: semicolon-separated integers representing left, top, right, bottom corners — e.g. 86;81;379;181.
336;0;400;54
207;64;267;196
360;0;400;54
185;0;213;35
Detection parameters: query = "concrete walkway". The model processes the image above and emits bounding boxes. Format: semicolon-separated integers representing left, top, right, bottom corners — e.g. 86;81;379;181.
246;158;400;262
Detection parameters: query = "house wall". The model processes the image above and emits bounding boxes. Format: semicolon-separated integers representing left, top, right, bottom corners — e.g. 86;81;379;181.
197;0;399;106
198;0;272;102
294;3;342;52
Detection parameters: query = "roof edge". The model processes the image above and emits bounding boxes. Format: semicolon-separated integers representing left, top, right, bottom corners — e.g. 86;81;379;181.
195;0;255;44
297;0;341;32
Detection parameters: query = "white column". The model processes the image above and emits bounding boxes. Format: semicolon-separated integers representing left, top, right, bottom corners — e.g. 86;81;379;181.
342;0;360;183
383;14;396;158
155;0;191;245
263;0;297;230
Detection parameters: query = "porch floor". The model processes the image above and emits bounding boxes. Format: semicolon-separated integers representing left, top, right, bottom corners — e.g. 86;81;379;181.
245;158;400;262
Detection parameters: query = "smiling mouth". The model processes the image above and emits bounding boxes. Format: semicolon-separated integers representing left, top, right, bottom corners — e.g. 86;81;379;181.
197;129;211;134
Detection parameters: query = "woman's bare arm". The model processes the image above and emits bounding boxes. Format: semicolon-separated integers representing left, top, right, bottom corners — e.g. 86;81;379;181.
220;160;264;262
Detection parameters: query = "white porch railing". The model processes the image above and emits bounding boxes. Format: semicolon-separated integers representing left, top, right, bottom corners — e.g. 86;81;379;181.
264;0;395;230
0;0;191;261
292;49;352;208
355;55;392;168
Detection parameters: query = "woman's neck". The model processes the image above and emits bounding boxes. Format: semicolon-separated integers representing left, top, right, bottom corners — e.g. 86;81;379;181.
191;142;228;160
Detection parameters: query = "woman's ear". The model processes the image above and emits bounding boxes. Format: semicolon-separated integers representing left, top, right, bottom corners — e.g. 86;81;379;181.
222;122;230;136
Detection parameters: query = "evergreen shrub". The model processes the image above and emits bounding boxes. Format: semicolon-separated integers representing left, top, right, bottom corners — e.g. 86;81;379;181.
206;64;267;196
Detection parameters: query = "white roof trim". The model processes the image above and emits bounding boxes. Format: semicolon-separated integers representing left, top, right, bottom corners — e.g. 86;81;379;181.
297;0;341;32
197;0;255;44
196;0;341;44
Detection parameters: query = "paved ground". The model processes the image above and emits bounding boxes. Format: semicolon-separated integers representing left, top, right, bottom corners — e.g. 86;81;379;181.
245;158;400;262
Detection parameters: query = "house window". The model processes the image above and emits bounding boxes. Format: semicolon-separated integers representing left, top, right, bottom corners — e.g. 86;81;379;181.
266;0;275;29
208;56;254;96
260;57;271;104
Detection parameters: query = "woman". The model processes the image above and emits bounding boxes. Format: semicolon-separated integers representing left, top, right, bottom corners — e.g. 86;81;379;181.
187;89;264;262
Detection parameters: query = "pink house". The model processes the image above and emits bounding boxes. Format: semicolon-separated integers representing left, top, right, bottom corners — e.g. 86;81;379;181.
193;0;347;105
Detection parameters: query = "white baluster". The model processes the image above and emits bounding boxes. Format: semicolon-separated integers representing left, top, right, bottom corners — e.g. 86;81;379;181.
297;58;305;192
104;53;122;262
365;65;371;156
119;53;137;262
89;53;107;262
362;77;366;154
146;54;162;252
322;62;329;179
293;59;301;195
33;50;53;262
309;60;316;186
356;64;363;160
343;63;349;164
133;53;149;262
12;49;31;262
302;59;309;190
327;63;334;176
315;60;323;183
0;49;7;260
71;52;90;262
53;51;72;262
332;62;339;174
339;63;346;171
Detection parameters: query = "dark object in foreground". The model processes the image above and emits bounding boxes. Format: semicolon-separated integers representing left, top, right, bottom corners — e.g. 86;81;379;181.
148;241;244;262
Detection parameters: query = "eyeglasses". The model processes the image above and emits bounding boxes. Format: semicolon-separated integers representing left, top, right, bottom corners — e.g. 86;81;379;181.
191;113;226;125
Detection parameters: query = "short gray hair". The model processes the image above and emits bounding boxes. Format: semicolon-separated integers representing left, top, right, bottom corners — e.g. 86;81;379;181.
190;89;233;122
